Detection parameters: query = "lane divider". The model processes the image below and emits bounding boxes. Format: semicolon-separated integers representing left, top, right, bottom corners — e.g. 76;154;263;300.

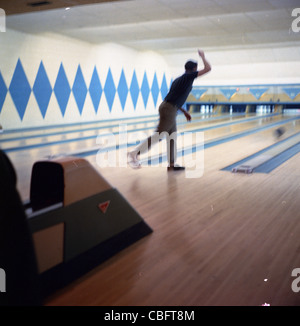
0;112;246;143
222;131;300;174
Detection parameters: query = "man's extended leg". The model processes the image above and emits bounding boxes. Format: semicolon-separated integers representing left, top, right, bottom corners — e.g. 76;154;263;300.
128;101;176;169
127;132;160;168
166;125;184;171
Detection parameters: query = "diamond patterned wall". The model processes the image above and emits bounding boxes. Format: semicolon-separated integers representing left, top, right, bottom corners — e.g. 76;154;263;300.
1;59;171;121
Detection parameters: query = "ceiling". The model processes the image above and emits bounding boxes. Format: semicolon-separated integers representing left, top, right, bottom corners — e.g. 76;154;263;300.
1;0;300;54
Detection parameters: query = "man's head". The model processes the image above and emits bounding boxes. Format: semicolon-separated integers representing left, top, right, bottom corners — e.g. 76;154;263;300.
185;60;198;72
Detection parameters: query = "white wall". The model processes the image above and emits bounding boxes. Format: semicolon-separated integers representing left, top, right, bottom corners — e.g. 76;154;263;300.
164;45;300;86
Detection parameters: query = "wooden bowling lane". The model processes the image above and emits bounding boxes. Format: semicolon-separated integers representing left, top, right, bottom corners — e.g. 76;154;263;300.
44;139;300;306
36;112;300;306
0;112;244;154
139;114;300;169
3;112;300;306
0;117;159;151
6;113;299;202
0;111;218;152
0;112;269;152
0;114;160;140
179;120;300;182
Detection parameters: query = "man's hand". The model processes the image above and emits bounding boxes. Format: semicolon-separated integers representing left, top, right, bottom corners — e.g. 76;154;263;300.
178;107;192;122
198;49;205;58
197;49;211;76
184;110;192;122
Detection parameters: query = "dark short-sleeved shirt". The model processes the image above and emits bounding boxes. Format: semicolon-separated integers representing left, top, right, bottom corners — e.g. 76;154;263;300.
164;71;198;108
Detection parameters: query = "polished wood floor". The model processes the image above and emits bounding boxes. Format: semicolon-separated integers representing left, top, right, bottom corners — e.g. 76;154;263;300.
3;111;300;306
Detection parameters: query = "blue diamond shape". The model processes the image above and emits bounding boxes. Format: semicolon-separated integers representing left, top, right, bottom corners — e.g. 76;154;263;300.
160;73;168;100
89;66;102;114
54;63;71;117
117;69;128;111
72;65;87;115
0;71;7;114
9;59;31;121
141;72;150;109
104;68;116;112
33;61;52;118
151;72;159;107
130;70;139;110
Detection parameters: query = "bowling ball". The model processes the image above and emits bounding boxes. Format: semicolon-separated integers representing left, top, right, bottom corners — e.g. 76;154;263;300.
274;127;285;138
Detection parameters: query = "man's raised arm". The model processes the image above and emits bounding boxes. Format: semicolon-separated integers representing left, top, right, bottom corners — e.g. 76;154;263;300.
197;49;211;77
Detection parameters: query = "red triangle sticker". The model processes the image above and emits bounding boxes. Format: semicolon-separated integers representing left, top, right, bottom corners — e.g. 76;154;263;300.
98;200;110;214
